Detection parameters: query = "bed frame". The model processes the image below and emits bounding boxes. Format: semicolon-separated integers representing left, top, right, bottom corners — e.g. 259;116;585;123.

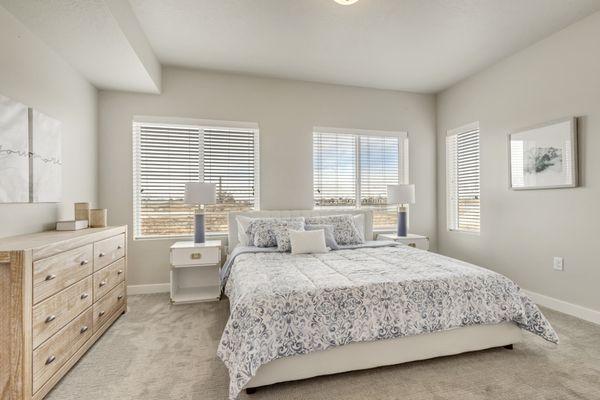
227;210;523;394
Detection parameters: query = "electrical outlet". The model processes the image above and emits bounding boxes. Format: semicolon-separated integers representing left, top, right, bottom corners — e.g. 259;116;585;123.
553;257;564;271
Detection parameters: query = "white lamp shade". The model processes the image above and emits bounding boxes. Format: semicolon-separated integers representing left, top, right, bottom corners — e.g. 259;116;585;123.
184;182;216;205
387;184;415;204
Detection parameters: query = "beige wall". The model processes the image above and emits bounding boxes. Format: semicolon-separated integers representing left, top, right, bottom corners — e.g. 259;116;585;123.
436;12;600;311
98;67;437;287
0;7;98;238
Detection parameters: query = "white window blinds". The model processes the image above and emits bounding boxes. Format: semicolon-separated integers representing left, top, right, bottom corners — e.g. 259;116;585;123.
313;130;406;229
446;125;480;233
359;135;401;228
203;128;257;233
313;132;356;208
133;122;258;239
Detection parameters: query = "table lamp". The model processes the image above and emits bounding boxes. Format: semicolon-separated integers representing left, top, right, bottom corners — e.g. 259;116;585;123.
184;182;216;243
387;184;415;237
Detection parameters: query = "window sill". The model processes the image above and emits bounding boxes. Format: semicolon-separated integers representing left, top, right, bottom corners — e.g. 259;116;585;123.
135;229;398;241
447;229;480;236
134;232;229;242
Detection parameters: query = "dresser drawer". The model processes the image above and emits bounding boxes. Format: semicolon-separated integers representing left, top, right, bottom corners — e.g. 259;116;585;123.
32;277;93;348
94;234;125;271
93;282;126;332
171;246;220;267
93;258;126;302
32;308;93;393
33;244;93;304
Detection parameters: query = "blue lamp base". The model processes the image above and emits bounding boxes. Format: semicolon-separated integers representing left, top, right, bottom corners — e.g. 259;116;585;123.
397;209;407;237
194;213;206;243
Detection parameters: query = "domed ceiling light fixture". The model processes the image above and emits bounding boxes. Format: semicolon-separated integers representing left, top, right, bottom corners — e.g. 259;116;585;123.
334;0;359;5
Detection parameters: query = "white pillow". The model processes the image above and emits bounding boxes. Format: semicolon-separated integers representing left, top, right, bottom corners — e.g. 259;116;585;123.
290;229;329;255
353;214;366;242
236;215;255;246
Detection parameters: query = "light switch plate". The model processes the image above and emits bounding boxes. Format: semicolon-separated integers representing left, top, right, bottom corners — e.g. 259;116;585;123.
553;257;564;271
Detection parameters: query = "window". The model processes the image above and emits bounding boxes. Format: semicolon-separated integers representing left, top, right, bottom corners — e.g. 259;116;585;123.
313;128;408;229
133;120;258;239
446;123;480;233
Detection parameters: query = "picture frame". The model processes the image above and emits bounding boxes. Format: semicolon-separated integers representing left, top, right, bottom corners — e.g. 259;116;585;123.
0;93;62;203
0;94;29;202
508;117;578;190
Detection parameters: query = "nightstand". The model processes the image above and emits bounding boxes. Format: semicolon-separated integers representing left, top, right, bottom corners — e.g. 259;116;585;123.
169;240;222;304
377;233;430;250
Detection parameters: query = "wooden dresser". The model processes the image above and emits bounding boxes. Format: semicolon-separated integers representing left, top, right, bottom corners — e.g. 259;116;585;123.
0;226;127;400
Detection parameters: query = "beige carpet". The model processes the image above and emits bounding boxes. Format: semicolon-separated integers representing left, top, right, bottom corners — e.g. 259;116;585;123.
46;293;600;400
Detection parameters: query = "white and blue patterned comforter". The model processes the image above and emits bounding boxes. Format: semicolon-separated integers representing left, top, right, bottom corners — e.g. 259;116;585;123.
217;244;558;399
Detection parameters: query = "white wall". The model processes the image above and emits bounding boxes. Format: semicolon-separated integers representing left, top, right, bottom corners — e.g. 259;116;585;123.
98;67;437;287
437;12;600;312
0;6;97;238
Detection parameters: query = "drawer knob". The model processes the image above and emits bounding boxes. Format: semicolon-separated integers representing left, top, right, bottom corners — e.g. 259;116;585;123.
117;269;123;275
117;245;123;250
98;310;106;317
45;355;56;365
45;315;56;323
81;293;89;300
99;280;108;287
117;294;124;300
98;252;106;258
45;274;56;281
80;326;89;334
408;243;416;248
190;253;202;260
80;260;89;266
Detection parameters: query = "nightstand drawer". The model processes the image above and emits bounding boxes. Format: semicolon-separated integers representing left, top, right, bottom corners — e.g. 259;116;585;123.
398;239;429;250
171;246;220;267
378;234;430;251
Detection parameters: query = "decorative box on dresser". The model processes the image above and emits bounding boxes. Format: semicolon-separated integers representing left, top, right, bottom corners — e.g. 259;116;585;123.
0;226;128;400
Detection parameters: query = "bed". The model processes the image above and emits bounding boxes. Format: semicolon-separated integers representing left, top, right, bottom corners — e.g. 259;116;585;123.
217;210;558;399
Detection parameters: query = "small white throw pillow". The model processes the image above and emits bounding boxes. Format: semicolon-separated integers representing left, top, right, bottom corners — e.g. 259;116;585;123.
290;229;329;255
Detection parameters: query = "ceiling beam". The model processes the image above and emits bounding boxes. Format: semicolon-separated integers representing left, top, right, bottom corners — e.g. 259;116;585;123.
0;0;162;93
104;0;161;93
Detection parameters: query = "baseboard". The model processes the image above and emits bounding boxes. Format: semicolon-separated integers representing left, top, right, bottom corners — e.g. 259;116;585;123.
523;289;600;325
128;283;170;295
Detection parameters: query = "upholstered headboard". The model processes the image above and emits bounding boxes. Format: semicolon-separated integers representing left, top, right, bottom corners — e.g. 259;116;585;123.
227;209;373;251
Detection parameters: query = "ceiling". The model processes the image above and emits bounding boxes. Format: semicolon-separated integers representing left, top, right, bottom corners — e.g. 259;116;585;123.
3;0;600;93
129;0;600;93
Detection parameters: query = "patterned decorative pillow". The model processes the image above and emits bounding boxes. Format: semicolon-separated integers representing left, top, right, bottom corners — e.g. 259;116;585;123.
246;217;305;248
304;224;339;250
304;215;364;245
274;222;306;252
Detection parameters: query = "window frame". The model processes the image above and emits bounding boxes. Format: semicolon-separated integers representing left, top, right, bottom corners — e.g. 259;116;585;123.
446;122;480;234
312;126;409;230
132;116;260;240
